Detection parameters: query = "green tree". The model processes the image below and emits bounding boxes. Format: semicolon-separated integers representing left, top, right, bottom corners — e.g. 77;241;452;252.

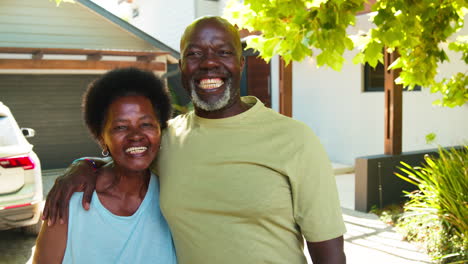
225;0;468;107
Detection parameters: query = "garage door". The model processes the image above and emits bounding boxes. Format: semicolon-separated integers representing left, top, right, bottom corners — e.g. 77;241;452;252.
0;74;102;169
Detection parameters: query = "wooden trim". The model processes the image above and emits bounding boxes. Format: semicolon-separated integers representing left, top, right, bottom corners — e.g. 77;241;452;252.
32;51;43;60
246;56;271;108
0;47;169;57
238;28;261;39
279;57;292;117
384;49;402;155
357;0;376;15
0;47;167;71
87;54;102;61
0;59;166;71
137;55;156;62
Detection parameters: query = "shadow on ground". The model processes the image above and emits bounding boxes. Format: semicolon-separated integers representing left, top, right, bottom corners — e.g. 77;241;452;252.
0;229;36;264
342;207;432;264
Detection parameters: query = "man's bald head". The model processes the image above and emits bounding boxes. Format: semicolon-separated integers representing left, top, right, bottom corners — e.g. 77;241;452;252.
180;16;243;57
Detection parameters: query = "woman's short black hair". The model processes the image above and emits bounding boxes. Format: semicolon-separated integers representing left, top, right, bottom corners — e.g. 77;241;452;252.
82;67;172;141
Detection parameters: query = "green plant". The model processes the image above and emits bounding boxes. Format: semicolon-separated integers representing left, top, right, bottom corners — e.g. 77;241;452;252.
395;146;468;263
370;204;404;226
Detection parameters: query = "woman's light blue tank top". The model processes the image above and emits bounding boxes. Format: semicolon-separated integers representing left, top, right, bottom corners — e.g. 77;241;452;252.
62;173;177;264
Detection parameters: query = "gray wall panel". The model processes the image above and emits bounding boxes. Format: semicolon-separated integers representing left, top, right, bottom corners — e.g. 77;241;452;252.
0;74;102;169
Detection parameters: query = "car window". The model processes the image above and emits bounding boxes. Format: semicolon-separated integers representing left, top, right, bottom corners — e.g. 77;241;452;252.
0;116;20;146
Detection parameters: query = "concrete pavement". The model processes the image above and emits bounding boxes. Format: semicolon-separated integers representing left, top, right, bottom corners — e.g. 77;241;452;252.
334;172;432;264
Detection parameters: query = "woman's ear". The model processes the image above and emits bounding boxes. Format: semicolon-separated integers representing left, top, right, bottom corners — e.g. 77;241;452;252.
98;138;110;157
98;137;106;150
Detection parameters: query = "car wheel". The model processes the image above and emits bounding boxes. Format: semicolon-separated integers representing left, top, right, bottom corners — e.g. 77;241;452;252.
23;219;43;236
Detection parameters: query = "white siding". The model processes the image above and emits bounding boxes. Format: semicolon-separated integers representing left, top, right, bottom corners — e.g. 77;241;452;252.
270;55;280;112
91;0;230;52
196;0;220;18
132;0;196;51
0;0;158;51
292;14;468;165
219;0;231;15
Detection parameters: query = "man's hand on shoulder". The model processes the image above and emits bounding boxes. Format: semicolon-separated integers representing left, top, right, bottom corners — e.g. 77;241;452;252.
42;157;109;225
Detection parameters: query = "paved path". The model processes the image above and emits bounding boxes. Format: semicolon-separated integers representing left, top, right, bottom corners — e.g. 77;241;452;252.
0;171;59;264
341;208;431;264
334;173;432;264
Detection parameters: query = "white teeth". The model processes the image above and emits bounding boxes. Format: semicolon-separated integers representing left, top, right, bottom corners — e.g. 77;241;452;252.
199;78;224;89
125;146;147;154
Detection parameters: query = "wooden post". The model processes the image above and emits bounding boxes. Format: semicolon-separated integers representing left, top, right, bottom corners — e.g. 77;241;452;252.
279;57;292;117
384;49;402;155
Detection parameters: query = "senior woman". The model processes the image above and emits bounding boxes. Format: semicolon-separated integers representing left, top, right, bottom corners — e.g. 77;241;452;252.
33;68;177;264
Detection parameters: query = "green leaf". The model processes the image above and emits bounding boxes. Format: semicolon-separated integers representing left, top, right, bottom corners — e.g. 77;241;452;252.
344;37;354;50
388;57;402;70
307;0;329;8
425;133;437;144
316;52;327;67
364;41;383;67
291;43;312;61
395;172;419;186
262;38;280;57
352;52;365;64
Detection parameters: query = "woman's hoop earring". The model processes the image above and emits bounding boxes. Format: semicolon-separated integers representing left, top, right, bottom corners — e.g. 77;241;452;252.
102;149;109;157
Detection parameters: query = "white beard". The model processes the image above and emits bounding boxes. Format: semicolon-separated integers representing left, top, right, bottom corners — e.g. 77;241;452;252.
190;79;232;111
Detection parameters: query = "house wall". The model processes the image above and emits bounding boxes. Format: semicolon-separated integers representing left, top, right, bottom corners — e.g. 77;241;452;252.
0;0;158;51
90;0;234;51
292;14;468;165
131;0;196;51
270;55;280;112
91;0;199;51
196;0;220;18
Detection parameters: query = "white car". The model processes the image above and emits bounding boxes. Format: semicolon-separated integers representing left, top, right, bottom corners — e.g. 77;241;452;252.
0;101;43;235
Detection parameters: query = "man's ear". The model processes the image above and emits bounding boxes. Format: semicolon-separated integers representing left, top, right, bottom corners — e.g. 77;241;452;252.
178;59;190;93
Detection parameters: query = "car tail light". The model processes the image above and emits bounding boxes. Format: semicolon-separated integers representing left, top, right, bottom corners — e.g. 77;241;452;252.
0;203;32;210
0;156;35;170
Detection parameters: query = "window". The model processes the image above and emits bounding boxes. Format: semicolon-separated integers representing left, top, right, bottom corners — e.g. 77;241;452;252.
363;62;421;92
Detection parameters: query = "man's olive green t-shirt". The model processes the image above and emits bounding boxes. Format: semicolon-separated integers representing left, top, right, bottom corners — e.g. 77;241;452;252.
153;96;346;264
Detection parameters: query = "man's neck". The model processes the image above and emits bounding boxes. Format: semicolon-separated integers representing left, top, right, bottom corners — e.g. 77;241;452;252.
195;97;252;119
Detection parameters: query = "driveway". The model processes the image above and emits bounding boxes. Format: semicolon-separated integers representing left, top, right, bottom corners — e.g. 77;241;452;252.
0;169;63;264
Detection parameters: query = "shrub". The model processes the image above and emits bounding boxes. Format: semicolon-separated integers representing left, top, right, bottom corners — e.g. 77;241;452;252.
395;146;468;264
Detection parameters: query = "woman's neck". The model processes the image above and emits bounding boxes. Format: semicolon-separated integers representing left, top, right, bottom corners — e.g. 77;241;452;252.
113;167;150;196
97;166;150;196
95;167;151;216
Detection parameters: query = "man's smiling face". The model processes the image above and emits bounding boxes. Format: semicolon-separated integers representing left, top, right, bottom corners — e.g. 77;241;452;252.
179;17;244;113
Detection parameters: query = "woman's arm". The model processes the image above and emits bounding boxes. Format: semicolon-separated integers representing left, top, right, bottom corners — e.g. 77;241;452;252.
33;220;68;264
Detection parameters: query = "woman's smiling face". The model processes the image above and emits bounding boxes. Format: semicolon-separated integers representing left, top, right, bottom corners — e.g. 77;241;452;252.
100;95;161;172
